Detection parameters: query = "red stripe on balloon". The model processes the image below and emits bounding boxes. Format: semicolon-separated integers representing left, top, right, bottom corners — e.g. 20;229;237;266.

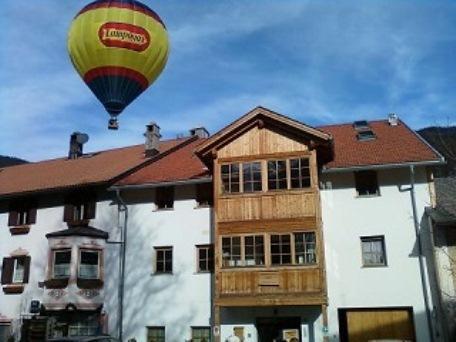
84;66;149;89
76;2;166;29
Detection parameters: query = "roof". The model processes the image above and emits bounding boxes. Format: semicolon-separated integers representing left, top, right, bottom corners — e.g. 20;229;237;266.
319;120;443;171
115;138;210;187
46;225;109;239
0;138;187;198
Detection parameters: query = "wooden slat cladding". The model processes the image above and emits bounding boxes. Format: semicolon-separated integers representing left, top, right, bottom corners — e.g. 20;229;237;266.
219;217;317;235
218;191;316;222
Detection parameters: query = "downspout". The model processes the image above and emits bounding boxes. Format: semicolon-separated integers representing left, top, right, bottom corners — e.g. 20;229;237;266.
116;189;128;342
409;165;435;342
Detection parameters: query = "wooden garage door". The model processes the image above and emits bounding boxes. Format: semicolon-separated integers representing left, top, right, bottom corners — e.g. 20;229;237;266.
344;308;415;342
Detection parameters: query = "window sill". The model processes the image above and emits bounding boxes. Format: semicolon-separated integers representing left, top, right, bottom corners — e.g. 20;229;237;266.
44;278;69;289
194;204;212;209
153;208;174;212
355;194;381;199
9;225;31;235
361;264;388;268
151;272;173;276
2;284;25;294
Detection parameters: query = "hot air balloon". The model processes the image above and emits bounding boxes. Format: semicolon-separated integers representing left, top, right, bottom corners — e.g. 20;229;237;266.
67;0;169;129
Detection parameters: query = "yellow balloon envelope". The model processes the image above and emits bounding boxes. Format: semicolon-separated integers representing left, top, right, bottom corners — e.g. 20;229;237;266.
68;0;169;129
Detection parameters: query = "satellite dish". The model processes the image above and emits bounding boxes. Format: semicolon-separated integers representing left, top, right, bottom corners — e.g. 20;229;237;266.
75;133;89;144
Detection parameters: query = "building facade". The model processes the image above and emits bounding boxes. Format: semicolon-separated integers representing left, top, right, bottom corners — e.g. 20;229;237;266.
0;107;445;342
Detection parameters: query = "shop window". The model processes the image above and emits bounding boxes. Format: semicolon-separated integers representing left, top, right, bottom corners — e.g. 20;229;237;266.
361;236;387;267
156;187;174;210
221;163;240;194
147;326;165;342
53;250;71;279
155;247;172;273
192;327;211;342
355;171;379;197
197;245;214;273
79;250;100;279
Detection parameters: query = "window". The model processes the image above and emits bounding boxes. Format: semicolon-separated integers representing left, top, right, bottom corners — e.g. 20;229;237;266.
268;160;287;190
242;162;262;192
0;324;11;342
355;171;379;196
63;200;96;224
192;327;211;342
8;204;37;227
222;235;264;267
155;247;172;273
294;232;317;264
196;183;213;207
290;158;311;188
361;236;387;267
156;187;174;209
53;250;71;279
221;163;240;193
1;256;30;285
271;234;292;265
79;250;100;279
147;327;165;342
197;245;214;273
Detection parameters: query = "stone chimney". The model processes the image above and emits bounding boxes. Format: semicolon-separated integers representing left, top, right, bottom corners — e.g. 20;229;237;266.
189;127;210;139
388;113;399;126
145;122;161;157
68;132;89;159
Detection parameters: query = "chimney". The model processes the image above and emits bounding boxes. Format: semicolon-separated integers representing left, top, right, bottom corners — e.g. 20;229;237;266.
388;113;399;126
145;122;161;157
189;127;210;139
68;132;89;159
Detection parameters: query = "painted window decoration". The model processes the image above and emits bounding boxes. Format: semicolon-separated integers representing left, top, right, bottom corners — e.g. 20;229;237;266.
53;250;71;279
361;236;387;267
191;327;211;342
268;160;287;190
196;183;213;207
290;158;311;189
155;186;174;209
147;326;165;342
355;171;380;197
79;250;100;279
197;245;214;273
294;232;317;265
271;234;292;265
242;162;262;192
221;163;240;194
1;256;30;285
8;204;37;227
222;235;264;267
155;247;173;273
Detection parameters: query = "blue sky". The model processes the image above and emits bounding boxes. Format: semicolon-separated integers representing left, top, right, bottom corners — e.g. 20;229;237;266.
1;1;455;161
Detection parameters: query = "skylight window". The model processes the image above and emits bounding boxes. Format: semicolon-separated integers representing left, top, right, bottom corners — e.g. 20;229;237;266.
353;120;370;131
357;130;376;141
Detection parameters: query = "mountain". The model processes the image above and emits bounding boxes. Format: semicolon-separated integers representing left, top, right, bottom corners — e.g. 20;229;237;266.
0;155;28;167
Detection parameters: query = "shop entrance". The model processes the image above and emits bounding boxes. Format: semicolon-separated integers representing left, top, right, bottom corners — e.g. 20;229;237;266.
256;316;301;342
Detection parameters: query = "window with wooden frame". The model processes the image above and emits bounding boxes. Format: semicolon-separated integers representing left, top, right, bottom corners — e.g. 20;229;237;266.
191;327;211;342
267;160;287;190
270;234;292;265
196;183;213;207
155;186;174;210
1;256;30;285
294;232;317;265
63;199;96;224
221;235;264;267
147;326;165;342
154;247;173;273
53;250;71;279
196;245;214;273
221;163;240;193
78;250;100;279
8;202;37;227
290;158;311;189
355;171;379;197
361;236;387;267
242;162;262;192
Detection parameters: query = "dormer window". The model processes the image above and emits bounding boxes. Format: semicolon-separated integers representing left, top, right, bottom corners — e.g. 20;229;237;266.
53;250;71;279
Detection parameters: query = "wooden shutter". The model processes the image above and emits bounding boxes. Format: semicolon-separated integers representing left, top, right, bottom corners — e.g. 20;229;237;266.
28;208;37;225
23;256;31;284
63;204;74;223
8;211;18;227
1;257;14;284
84;201;96;220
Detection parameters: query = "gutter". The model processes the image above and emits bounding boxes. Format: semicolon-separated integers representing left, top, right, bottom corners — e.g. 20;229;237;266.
109;176;212;191
322;159;445;174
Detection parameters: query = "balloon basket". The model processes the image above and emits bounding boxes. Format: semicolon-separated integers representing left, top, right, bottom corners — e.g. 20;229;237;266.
108;118;119;130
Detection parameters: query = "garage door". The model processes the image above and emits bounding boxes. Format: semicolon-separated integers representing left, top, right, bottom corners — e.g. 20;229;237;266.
339;308;415;342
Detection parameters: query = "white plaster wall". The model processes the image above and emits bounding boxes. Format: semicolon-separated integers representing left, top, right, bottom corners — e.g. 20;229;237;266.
321;167;433;342
117;185;212;342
